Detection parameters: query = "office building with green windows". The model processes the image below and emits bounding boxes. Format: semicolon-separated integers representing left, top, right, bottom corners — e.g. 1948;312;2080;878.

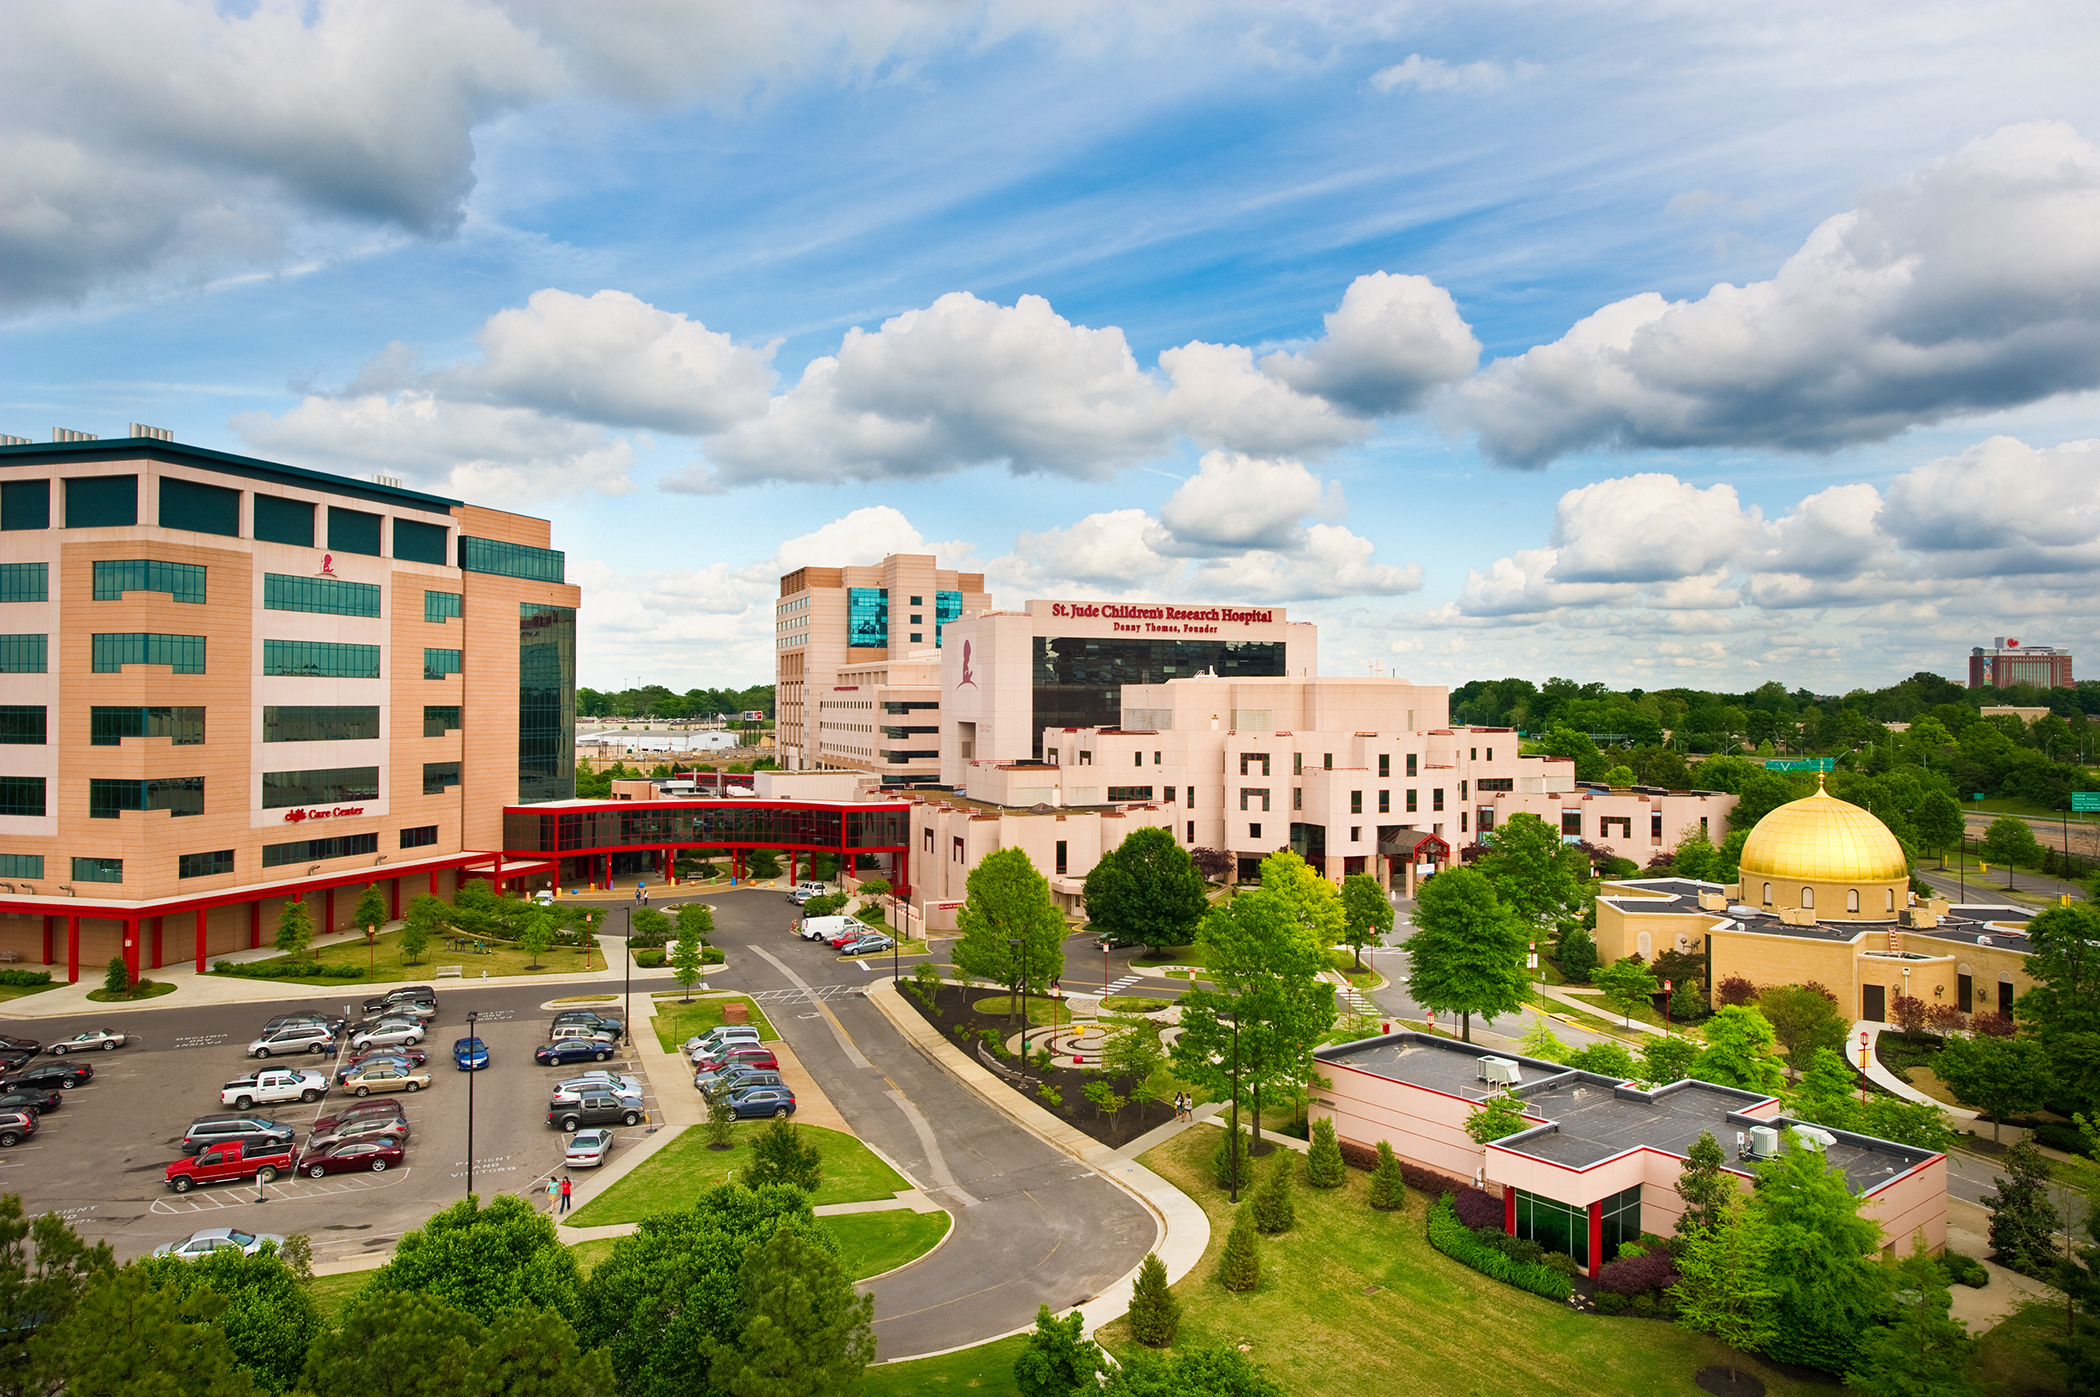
0;432;577;981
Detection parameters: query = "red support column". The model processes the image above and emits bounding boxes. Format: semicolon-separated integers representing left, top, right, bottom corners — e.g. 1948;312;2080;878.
150;915;163;970
195;908;208;974
429;869;439;896
249;900;261;949
1503;1188;1517;1235
41;915;53;965
66;917;80;983
1587;1200;1604;1278
898;845;910;899
789;851;797;886
123;916;141;984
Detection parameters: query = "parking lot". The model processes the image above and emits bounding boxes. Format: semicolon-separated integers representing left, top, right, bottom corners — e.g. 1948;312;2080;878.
0;981;665;1265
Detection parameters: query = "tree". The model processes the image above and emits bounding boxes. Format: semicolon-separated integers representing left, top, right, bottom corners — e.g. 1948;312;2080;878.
274;898;314;959
1337;874;1392;971
675;899;716;945
1366;1140;1405;1211
576;1183;818;1397
1668;978;1707;1024
1082;827;1209;951
1171;883;1335;1146
137;1245;321;1394
1673;1130;1734;1242
1565;1041;1638;1078
1405;867;1527;1042
1465;1091;1530;1145
856;877;891;899
1305;1117;1346;1188
952;849;1067;1022
1593;956;1658;1028
747;1119;822;1195
101;954;130;999
1981;815;2044;869
1756;984;1848;1080
1250;1152;1295;1234
352;883;389;936
1212;1122;1252;1194
1982;1140;2063;1277
460;1307;616;1396
1473;812;1590;941
1555;925;1598;983
1669;824;1721;881
0;1194;115;1385
1101;1346;1288;1397
704;1090;737;1149
709;1225;875;1397
1100;1017;1165;1096
669;935;705;1002
1668;1193;1777;1382
1216;1205;1260;1291
1693;1005;1786;1095
29;1264;257;1397
1255;850;1345;950
626;906;673;948
359;1194;581;1324
400;893;445;965
1602;764;1635;787
1752;1139;1889;1374
1518;1021;1570;1063
1913;792;1966;864
1189;847;1233;882
1126;1252;1180;1348
1934;1033;2050;1143
1012;1304;1101;1397
519;916;553;971
301;1291;487;1397
2015;902;2100;1040
1844;1236;1979;1397
1082;1079;1125;1123
1640;1034;1699;1085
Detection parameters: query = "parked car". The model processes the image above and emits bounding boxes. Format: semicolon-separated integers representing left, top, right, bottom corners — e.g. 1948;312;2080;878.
550;1011;624;1041
0;1048;35;1073
309;1099;406;1139
248;1024;336;1058
0;1087;63;1116
564;1128;615;1168
181;1115;296;1156
297;1139;404;1176
692;1045;777;1076
306;1115;408;1152
260;1013;343;1038
550;1074;642;1106
0;1111;36;1147
797;915;858;943
682;1026;759;1057
453;1037;489;1071
548;1091;642;1132
341;1062;431;1096
2;1062;92;1092
165;1140;294;1193
347;1010;432;1039
825;928;868;949
838;933;895;956
356;999;437;1026
724;1085;796;1120
788;880;830;905
535;1039;614;1067
349;1021;425;1052
220;1068;329;1109
695;1066;783;1097
0;1034;41;1056
152;1227;288;1259
361;987;436;1015
46;1028;126;1054
336;1050;423;1081
547;1024;616;1049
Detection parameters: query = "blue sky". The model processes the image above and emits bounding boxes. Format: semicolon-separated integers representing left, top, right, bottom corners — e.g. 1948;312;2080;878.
7;1;2099;694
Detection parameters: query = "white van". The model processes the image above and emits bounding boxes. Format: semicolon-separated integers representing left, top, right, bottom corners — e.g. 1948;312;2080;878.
788;881;830;905
797;915;859;943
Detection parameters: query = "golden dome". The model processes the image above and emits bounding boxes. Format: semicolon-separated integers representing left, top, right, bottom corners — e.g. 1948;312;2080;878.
1737;777;1909;884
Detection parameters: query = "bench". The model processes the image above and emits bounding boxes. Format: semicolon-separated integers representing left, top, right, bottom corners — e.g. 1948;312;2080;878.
433;965;463;979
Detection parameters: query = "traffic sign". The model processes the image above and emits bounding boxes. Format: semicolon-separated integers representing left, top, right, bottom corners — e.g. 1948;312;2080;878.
2074;792;2100;812
1764;758;1834;772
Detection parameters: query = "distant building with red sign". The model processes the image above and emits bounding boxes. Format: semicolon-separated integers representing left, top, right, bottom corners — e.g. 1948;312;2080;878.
1968;637;2073;689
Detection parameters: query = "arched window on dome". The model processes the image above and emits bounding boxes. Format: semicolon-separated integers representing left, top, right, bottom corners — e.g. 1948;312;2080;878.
1887;888;1897;913
1800;886;1815;909
1762;882;1771;907
1847;889;1860;913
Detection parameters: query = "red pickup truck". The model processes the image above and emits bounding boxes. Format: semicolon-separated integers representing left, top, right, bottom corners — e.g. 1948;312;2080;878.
165;1140;295;1193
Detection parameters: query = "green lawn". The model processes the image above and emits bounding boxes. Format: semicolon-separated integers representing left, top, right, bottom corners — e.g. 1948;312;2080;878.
1090;1128;1833;1397
1972;1299;2070;1395
821;1209;951;1281
971;995;1074;1028
1131;946;1204;970
862;1333;1030;1396
650;995;777;1052
306;1270;368;1320
837;939;927;961
0;981;59;1003
1100;995;1172;1013
567;1124;906;1227
215;925;601;985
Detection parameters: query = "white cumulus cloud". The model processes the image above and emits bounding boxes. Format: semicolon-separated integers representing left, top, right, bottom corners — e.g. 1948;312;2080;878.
1370;54;1534;94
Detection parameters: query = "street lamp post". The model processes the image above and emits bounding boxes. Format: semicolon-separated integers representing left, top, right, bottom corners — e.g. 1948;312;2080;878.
1100;938;1110;999
1662;979;1672;1035
624;906;632;1038
465;1008;479;1198
1008;937;1028;1088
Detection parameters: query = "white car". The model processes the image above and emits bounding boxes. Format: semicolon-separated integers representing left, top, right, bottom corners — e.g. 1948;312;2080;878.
564;1129;615;1168
351;1022;425;1051
220;1069;328;1109
682;1028;759;1058
48;1028;127;1055
248;1024;337;1058
152;1227;286;1260
551;1074;643;1105
797;915;857;943
788;881;830;905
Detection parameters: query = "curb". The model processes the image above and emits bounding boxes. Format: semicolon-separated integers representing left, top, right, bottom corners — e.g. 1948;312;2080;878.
861;978;1211;1342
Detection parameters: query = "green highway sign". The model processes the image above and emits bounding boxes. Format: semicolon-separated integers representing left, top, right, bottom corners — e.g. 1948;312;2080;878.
2074;792;2100;812
1763;758;1835;773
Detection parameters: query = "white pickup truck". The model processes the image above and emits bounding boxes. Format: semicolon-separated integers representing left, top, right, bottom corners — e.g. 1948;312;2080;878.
220;1068;329;1109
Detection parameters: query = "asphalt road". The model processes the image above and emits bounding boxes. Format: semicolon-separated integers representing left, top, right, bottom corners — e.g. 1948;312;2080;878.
0;976;666;1266
695;893;1159;1360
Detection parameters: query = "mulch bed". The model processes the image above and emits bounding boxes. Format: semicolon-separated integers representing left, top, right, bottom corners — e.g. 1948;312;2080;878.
899;983;1174;1148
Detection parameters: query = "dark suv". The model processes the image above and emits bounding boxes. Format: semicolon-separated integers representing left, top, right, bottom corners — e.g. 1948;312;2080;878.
548;1092;643;1133
3;1062;92;1092
550;1011;624;1042
182;1115;298;1156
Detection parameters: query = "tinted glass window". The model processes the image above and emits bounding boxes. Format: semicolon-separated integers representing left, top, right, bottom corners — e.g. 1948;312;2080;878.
327;507;383;557
253;495;314;547
64;476;136;527
159;478;240;536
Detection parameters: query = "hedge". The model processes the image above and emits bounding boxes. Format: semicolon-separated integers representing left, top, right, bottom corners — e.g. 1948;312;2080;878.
0;969;52;987
1596;1249;1679;1297
211;960;366;980
1426;1195;1573;1301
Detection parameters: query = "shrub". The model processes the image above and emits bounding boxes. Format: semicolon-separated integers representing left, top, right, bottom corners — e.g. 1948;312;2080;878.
1972;1009;2015;1038
1304;1117;1346;1188
1716;975;1758;1007
1594;1291;1628;1314
1891;992;1930;1035
1424;1196;1572;1301
632;950;666;968
1596;1249;1680;1297
701;947;725;964
0;969;51;987
1631;1293;1657;1317
2031;1120;2095;1157
1127;1253;1179;1347
1251;1153;1295;1235
1452;1188;1503;1231
746;1118;821;1193
1366;1141;1406;1211
1214;1123;1253;1194
1216;1206;1260;1292
1926;1002;1968;1035
1035;1083;1064;1108
1543;1252;1579;1277
1939;1251;1990;1288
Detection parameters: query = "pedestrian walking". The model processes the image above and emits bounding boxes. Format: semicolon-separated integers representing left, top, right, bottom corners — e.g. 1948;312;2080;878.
559;1176;572;1214
546;1176;559;1207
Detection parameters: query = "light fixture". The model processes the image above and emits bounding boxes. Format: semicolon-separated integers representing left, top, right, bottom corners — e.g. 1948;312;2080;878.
374;855;388;865
57;885;74;896
307;865;321;875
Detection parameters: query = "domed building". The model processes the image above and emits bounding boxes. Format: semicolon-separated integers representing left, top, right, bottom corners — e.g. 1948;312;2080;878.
1591;773;2039;1028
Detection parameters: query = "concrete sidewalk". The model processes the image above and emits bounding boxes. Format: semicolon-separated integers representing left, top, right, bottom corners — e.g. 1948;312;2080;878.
1852;1019;1980;1119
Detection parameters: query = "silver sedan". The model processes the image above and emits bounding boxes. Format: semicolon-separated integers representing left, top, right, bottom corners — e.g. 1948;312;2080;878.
48;1028;127;1055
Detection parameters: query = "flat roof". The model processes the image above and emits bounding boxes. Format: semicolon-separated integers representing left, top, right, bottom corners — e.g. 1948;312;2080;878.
1318;1032;1939;1195
1599;880;2034;951
0;436;464;512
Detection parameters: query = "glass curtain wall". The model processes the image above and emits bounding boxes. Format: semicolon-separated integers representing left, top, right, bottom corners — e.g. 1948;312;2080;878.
518;603;575;802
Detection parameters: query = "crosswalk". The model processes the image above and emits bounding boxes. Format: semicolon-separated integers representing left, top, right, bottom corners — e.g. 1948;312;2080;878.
1098;974;1143;996
748;984;862;1005
1320;970;1375;1014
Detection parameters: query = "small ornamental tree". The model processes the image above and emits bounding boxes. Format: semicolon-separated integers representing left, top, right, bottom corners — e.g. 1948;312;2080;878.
1213;1122;1252;1194
857;877;892;900
1674;1130;1733;1242
1890;992;1931;1036
1338;874;1392;971
1716;974;1758;1007
669;935;705;1002
519;918;553;971
1216;1205;1261;1292
1980;815;2043;870
1250;1152;1295;1235
1304;1117;1346;1188
1594;956;1659;1027
1982;1140;2062;1277
102;955;131;998
1693;1005;1787;1095
1082;1079;1125;1124
747;1119;821;1195
400;893;445;965
1935;1032;2050;1144
274;898;315;959
1641;1034;1699;1086
674;900;716;947
704;1091;736;1150
1464;1092;1530;1145
1757;983;1850;1078
1126;1253;1180;1348
1669;1193;1777;1383
1518;1021;1570;1063
1555;925;1598;983
1013;1304;1101;1397
1366;1140;1406;1211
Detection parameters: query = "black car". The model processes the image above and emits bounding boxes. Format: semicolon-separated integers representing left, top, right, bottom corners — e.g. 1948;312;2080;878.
548;1091;642;1132
3;1062;92;1092
550;1011;624;1042
0;1088;62;1116
534;1039;614;1067
0;1034;40;1056
181;1115;296;1155
0;1049;35;1073
263;1013;344;1036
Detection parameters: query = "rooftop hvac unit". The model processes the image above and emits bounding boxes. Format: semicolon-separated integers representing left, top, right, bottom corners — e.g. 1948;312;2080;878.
1747;1125;1781;1159
1789;1125;1837;1152
1478;1056;1521;1086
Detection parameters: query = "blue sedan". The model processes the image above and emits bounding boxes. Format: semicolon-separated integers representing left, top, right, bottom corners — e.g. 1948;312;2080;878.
452;1037;489;1071
725;1085;797;1120
534;1039;614;1067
